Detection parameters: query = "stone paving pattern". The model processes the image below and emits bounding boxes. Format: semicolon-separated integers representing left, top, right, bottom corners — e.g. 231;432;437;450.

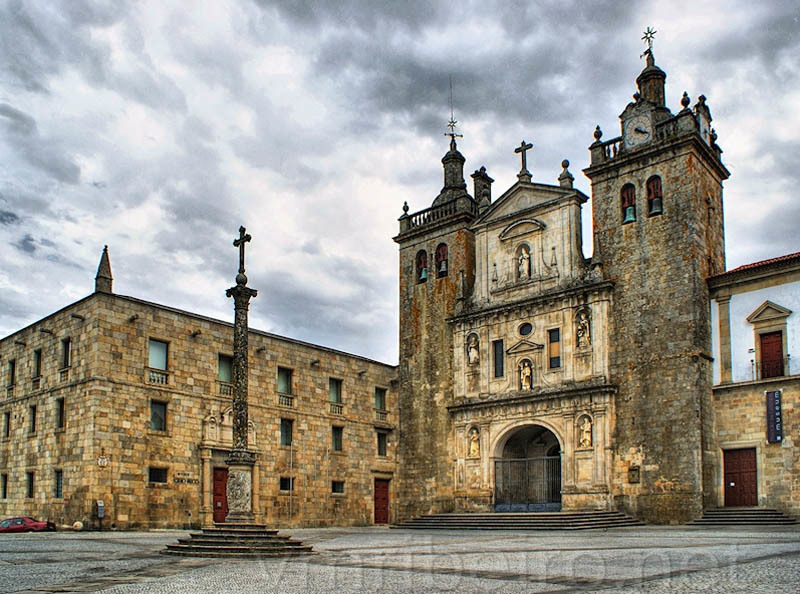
2;525;799;593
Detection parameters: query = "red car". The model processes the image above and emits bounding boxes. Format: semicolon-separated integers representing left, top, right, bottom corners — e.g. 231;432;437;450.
0;517;56;533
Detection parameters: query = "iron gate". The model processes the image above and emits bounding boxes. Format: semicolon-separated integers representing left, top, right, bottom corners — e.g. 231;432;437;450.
494;456;562;512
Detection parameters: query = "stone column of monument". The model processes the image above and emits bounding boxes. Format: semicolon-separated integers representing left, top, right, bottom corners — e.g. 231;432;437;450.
224;226;258;523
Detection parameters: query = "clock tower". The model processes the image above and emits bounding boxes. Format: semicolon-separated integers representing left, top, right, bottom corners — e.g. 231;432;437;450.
584;45;729;523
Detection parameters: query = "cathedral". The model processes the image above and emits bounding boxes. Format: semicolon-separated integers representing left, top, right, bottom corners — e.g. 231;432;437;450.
1;46;798;528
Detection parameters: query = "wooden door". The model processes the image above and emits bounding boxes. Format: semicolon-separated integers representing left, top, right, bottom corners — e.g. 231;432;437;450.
374;479;390;524
724;448;757;507
760;332;783;378
213;467;228;523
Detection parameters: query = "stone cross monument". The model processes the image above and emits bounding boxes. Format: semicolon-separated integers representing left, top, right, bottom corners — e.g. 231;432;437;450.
224;226;258;523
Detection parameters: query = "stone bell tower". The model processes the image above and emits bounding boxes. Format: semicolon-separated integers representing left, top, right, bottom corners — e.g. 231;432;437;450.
393;122;482;521
583;36;729;523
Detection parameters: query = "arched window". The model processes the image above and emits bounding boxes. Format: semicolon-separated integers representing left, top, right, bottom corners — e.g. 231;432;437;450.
416;250;428;283
621;183;636;223
435;243;448;278
646;176;663;216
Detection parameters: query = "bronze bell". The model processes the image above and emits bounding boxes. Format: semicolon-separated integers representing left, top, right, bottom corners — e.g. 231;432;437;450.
650;196;663;215
439;260;447;274
623;206;636;223
419;267;427;281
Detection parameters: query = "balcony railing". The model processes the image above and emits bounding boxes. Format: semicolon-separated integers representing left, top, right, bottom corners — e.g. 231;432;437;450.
278;394;294;407
751;356;792;381
329;402;343;415
31;377;41;391
148;368;169;385
59;368;70;382
5;385;14;399
218;382;233;396
375;409;387;422
400;196;479;232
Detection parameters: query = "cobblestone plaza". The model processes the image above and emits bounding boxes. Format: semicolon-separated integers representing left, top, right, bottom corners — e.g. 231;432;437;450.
1;526;799;593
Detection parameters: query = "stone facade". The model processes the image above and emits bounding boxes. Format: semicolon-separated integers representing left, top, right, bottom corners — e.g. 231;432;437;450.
0;285;396;529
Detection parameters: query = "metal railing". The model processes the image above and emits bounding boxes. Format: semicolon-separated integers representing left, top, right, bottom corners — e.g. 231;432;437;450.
375;409;387;422
58;368;70;382
218;382;233;396
751;355;792;381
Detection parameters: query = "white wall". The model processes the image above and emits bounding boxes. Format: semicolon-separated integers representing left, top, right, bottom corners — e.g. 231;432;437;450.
714;279;800;383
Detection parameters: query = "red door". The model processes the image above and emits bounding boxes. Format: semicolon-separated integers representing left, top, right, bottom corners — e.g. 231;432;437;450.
760;332;783;378
213;468;228;523
724;449;757;507
374;479;390;524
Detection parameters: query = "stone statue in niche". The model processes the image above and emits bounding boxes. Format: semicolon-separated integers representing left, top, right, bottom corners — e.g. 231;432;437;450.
467;334;480;365
576;308;592;348
579;416;593;449
519;360;532;390
467;427;480;458
518;246;531;280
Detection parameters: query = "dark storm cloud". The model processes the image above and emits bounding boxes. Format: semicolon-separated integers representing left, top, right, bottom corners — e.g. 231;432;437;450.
13;233;37;253
0;211;20;225
0;103;81;183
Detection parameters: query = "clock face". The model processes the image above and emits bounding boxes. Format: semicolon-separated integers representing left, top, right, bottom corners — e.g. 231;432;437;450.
625;115;653;147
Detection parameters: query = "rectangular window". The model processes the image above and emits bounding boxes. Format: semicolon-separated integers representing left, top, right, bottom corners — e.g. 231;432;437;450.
148;339;168;370
493;340;505;378
7;359;16;386
331;426;343;452
1;473;7;499
280;418;293;446
377;431;388;457
33;349;42;378
61;338;72;368
279;476;294;491
29;405;36;434
26;471;34;498
329;378;342;403
277;367;293;394
148;467;168;483
54;469;63;498
3;411;9;438
548;329;561;369
56;398;65;429
374;387;387;410
331;480;344;494
218;354;233;383
150;401;167;431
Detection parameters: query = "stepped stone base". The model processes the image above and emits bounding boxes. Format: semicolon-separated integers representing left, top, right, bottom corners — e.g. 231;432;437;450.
688;508;797;526
393;511;644;530
163;523;313;558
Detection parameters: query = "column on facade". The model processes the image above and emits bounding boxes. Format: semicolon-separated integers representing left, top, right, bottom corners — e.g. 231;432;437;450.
200;448;212;527
592;408;607;486
563;413;575;488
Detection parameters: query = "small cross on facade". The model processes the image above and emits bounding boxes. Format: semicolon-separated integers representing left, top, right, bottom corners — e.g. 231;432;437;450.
233;226;252;275
515;140;533;174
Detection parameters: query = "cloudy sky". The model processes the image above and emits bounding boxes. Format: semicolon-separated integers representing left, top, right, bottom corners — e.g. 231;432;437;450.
1;1;798;364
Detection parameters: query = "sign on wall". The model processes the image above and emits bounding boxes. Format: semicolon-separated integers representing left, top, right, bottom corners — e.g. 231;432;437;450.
765;390;783;443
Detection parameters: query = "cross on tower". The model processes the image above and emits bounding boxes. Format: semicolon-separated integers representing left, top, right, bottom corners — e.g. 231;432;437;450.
233;226;251;275
642;26;657;52
515;140;533;174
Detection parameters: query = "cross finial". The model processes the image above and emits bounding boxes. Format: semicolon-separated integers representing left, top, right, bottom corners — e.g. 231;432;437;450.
233;226;252;282
641;26;657;53
515;140;533;173
444;75;463;149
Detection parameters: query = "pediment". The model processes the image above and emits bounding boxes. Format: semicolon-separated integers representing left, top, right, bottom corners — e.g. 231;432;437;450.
477;183;567;225
506;339;544;354
499;219;546;241
746;300;792;323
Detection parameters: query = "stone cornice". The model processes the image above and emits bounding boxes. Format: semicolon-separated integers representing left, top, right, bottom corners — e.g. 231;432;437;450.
448;279;614;325
447;379;617;414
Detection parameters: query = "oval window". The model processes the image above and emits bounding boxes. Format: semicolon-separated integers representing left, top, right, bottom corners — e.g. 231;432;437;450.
519;323;533;336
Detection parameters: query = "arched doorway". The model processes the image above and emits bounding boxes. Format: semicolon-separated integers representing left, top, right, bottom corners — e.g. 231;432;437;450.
494;425;562;512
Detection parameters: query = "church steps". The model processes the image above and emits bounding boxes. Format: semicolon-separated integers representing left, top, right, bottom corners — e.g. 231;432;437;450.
393;511;644;530
688;508;797;526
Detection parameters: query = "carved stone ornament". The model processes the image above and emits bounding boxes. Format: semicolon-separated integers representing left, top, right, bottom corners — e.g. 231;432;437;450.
578;415;593;449
226;468;252;513
467;427;480;458
576;308;592;348
517;245;531;280
467;334;480;365
519;359;533;390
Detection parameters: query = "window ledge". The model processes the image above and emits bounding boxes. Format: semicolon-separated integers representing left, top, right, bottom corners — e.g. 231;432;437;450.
148;429;171;437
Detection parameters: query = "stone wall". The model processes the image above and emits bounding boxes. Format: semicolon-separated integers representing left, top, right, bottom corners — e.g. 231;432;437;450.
0;292;397;528
712;377;799;515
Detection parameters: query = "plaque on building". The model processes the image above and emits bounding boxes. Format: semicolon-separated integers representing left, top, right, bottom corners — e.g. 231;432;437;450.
765;390;783;443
